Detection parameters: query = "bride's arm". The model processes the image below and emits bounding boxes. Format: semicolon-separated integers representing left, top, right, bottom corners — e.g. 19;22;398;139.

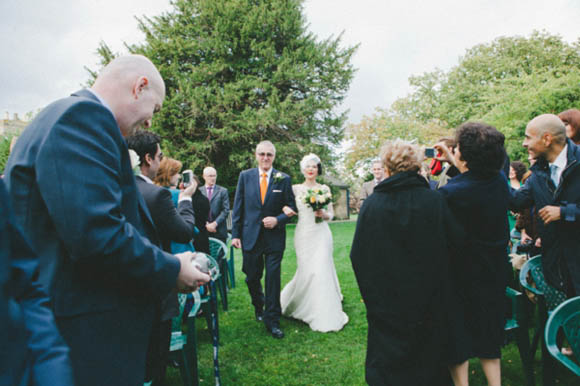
324;202;334;221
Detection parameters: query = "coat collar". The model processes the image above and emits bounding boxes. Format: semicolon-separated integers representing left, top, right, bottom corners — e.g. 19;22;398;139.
375;170;428;193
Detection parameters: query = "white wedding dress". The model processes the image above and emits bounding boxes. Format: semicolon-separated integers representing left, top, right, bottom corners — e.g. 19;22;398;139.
280;184;349;332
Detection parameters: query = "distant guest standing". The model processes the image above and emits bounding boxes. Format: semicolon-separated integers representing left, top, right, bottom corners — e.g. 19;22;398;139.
200;166;230;243
360;160;385;201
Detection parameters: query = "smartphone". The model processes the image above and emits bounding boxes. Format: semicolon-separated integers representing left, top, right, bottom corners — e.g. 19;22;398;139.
182;170;193;187
424;147;436;158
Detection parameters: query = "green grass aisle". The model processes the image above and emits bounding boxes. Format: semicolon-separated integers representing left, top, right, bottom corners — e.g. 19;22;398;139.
166;220;577;385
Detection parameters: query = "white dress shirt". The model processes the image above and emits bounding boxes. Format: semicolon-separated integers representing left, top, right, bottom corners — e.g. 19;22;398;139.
549;144;568;187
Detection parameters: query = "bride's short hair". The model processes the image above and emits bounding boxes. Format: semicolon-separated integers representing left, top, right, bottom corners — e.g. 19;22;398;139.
380;139;424;175
300;153;322;175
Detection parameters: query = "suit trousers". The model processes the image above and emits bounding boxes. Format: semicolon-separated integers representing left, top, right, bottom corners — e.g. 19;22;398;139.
242;234;283;328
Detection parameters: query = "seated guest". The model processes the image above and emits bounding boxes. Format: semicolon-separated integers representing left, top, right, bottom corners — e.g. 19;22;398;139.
127;130;197;385
155;158;200;255
350;139;463;386
508;161;528;237
558;108;580;145
435;122;510;386
155;157;183;190
200;166;230;243
514;156;541;255
0;179;74;386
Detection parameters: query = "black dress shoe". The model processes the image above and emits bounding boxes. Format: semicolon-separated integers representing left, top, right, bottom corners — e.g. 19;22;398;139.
255;309;264;322
269;326;284;339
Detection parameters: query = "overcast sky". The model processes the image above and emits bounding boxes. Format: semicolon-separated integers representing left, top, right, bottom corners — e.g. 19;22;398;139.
1;0;579;124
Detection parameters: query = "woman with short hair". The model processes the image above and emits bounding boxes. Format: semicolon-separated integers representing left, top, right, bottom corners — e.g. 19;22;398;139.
350;139;462;385
435;122;510;386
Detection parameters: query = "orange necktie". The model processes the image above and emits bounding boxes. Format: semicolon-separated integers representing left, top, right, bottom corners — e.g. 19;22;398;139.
260;173;268;204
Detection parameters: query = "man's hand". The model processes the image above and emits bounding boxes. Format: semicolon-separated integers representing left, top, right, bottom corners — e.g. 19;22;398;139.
520;230;532;244
232;238;242;249
539;205;561;225
175;252;210;293
179;180;197;200
206;221;218;233
282;206;297;217
262;216;278;229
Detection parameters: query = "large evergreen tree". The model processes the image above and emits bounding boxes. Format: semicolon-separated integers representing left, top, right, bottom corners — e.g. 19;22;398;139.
94;0;356;191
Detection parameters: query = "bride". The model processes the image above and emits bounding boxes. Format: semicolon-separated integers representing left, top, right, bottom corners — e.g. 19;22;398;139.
280;153;348;332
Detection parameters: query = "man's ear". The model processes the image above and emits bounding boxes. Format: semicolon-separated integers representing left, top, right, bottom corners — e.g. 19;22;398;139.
133;76;149;99
144;153;153;167
542;132;553;147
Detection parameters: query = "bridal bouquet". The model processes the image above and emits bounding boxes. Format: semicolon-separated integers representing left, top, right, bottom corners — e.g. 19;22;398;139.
303;186;332;223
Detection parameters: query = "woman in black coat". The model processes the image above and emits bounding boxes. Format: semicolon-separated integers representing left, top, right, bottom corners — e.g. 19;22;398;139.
435;122;510;386
191;174;211;254
350;139;463;386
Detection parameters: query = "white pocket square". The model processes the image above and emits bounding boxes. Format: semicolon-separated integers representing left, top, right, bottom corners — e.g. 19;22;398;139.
272;189;282;192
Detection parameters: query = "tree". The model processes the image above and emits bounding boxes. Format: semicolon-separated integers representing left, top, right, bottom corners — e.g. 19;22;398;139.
347;31;580;174
92;0;357;191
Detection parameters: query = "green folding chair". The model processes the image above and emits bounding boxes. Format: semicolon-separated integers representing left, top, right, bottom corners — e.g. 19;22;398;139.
504;287;535;386
169;291;202;386
208;237;229;311
545;296;580;376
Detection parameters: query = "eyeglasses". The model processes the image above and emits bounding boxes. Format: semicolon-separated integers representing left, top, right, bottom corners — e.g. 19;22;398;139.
257;152;274;158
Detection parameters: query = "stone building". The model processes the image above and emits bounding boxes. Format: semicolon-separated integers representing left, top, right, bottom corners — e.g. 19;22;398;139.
1;112;27;136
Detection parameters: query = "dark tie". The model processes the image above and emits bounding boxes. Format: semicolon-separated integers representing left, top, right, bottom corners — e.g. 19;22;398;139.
207;186;213;221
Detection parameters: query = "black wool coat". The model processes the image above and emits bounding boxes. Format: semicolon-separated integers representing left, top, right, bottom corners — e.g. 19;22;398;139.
350;171;463;386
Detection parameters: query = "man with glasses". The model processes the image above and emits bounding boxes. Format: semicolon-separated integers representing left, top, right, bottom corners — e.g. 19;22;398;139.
232;141;297;338
200;166;230;243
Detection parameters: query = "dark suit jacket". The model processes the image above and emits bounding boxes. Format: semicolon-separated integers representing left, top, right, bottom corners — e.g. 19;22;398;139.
136;176;195;320
4;89;180;386
192;190;211;253
231;168;296;252
200;184;230;241
0;179;74;386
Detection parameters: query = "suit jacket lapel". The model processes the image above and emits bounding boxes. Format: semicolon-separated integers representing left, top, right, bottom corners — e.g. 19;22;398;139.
263;168;276;206
136;182;157;234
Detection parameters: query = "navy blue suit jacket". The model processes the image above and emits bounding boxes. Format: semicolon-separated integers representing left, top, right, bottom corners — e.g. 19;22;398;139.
0;179;73;386
231;168;296;252
4;89;180;385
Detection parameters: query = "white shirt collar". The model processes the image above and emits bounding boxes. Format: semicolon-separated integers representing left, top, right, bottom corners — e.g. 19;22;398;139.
258;168;273;179
86;88;113;115
137;174;154;185
550;144;568;171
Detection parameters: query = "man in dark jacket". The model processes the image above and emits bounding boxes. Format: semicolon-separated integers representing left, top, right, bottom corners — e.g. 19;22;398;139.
127;129;198;385
510;114;580;295
4;55;208;386
0;179;74;386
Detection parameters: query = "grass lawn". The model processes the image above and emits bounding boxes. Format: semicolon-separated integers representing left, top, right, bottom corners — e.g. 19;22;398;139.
166;220;577;385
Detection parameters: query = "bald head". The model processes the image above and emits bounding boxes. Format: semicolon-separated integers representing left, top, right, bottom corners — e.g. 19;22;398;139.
527;114;567;146
524;114;568;163
92;55;166;137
